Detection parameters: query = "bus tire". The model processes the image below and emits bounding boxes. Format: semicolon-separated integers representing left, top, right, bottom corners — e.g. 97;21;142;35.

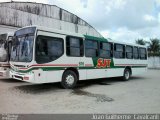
61;70;78;89
122;68;131;81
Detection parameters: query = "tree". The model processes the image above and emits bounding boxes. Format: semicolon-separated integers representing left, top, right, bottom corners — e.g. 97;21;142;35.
136;39;146;45
149;38;160;54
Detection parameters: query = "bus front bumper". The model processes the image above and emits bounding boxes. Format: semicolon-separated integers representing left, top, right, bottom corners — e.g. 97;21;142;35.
10;70;35;83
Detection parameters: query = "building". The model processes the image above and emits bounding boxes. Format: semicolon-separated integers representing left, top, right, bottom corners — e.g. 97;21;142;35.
0;1;102;37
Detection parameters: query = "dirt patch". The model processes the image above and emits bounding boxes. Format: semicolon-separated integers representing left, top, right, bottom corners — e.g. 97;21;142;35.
12;83;61;94
72;89;114;102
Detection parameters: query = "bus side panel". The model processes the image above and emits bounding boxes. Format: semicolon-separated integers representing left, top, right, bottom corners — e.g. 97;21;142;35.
45;70;64;83
86;69;107;79
79;69;87;80
132;59;148;76
34;69;64;83
85;68;124;80
34;69;47;83
79;57;93;80
106;68;124;78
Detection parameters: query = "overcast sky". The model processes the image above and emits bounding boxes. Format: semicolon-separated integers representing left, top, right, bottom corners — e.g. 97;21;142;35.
1;0;160;43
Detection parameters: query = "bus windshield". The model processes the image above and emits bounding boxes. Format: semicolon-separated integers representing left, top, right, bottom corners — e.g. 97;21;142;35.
0;34;8;62
11;27;36;62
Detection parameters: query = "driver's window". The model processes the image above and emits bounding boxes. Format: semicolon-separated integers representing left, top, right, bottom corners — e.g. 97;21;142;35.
36;36;64;64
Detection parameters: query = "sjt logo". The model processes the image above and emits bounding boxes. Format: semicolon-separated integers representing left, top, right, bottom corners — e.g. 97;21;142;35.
97;58;111;68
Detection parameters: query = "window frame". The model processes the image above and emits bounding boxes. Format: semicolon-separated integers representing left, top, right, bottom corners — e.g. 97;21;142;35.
35;35;64;64
114;43;125;59
66;36;84;57
99;41;113;59
139;47;147;60
133;46;139;59
85;39;99;58
126;45;133;59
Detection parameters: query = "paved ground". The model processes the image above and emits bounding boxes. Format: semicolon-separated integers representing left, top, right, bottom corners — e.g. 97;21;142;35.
0;69;160;114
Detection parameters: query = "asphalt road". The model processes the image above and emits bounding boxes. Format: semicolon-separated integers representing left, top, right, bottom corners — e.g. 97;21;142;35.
0;69;160;114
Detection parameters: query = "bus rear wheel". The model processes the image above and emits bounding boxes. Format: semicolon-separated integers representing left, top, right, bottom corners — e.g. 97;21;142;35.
61;70;78;89
123;68;131;81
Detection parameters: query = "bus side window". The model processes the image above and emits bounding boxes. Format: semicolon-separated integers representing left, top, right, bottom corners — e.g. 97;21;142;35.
114;44;125;59
85;40;98;57
36;36;64;64
133;47;139;59
66;36;83;57
126;45;133;59
99;42;113;58
139;48;147;60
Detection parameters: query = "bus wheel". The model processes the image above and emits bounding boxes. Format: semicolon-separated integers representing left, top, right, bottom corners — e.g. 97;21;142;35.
123;68;131;81
61;70;78;89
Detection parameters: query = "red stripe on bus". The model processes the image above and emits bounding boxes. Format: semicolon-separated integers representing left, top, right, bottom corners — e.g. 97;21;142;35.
115;64;147;66
85;64;93;67
32;64;78;67
18;64;79;70
0;64;10;67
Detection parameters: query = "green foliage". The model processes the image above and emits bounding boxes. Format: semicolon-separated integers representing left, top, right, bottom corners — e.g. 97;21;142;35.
148;38;160;57
136;39;146;45
148;38;160;53
148;52;160;57
135;38;160;57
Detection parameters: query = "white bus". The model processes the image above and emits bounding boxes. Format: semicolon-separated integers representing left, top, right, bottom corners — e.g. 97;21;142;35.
0;32;14;79
10;26;148;88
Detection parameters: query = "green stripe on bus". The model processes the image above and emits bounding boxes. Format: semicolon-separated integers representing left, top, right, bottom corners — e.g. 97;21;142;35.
84;35;108;42
11;65;147;73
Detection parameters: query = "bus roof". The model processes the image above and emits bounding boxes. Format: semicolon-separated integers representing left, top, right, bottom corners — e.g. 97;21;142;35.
107;39;147;48
84;35;147;48
16;25;146;48
16;25;84;38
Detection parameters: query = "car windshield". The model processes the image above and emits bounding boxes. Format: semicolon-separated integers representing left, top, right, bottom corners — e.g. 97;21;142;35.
11;35;34;62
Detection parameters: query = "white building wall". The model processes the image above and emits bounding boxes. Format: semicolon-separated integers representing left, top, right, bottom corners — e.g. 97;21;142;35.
0;25;17;34
0;2;102;37
148;57;160;69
